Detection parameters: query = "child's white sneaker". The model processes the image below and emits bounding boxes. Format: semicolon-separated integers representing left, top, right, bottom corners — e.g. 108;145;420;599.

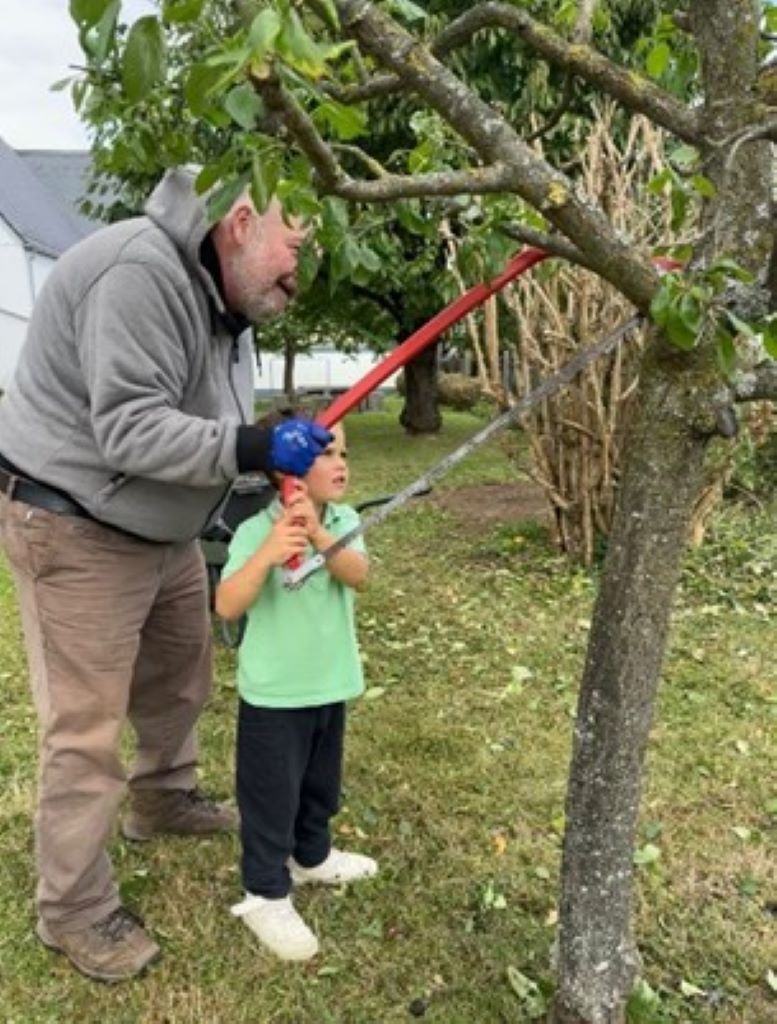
230;893;319;961
289;847;378;886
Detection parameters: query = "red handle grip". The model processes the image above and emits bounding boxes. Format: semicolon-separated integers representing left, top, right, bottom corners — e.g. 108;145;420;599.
281;475;304;570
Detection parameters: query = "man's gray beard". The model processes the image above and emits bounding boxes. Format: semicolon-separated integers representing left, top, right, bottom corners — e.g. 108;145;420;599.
242;298;279;323
229;257;283;323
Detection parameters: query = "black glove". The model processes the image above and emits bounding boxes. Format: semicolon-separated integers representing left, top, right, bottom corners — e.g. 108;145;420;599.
236;420;333;476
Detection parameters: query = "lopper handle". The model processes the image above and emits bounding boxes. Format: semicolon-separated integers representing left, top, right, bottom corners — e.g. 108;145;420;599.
280;413;334;570
281;475;304;570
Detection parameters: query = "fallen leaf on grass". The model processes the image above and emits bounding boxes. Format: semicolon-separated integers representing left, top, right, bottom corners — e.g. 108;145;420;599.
492;833;508;856
679;979;706;998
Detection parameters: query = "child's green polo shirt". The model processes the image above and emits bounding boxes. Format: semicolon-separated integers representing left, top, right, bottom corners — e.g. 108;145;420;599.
222;500;365;709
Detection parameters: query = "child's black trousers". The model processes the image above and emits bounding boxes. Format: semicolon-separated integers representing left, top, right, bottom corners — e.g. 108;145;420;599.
236;699;345;898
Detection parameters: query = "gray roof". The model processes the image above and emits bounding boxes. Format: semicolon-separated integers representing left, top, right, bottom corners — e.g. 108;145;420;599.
19;149;100;238
0;137;98;258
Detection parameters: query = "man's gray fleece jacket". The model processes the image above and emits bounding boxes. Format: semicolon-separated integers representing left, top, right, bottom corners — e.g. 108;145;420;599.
0;170;256;542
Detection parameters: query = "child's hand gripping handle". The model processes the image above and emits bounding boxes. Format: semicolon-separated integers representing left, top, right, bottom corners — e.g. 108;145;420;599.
270;417;334;569
281;476;305;570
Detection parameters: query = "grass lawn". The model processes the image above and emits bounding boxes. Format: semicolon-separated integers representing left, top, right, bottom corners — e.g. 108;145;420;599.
1;398;776;1023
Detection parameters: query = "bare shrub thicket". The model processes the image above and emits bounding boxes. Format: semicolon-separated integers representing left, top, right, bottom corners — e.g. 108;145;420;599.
506;104;674;564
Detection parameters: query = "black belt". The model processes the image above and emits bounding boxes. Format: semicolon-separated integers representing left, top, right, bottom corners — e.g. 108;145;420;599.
0;467;90;518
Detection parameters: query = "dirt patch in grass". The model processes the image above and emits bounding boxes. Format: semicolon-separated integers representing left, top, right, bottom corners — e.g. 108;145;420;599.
432;480;551;526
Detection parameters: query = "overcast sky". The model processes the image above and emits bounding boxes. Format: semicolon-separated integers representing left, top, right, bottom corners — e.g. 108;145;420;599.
0;0;153;151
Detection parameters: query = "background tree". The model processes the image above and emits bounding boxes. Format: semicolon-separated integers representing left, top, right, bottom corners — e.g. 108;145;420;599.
68;1;777;1020
69;0;663;434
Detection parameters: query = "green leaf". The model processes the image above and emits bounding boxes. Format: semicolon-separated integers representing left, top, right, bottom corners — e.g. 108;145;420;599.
357;245;382;274
396;201;429;235
251;151;281;213
206;174;250;222
690;174;717;198
669;144;698;169
296;240;321;293
634;843;661;866
315;0;340;31
69;0;112;26
646;42;670;78
649;280;675;324
627;979;661;1024
716;328;737;379
278;9;327;78
90;0;120;64
669;184;690;232
184;62;225;116
762;319;777;359
386;0;428;22
323;196;349;233
709;258;754;283
505;967;548;1016
248;8;282;55
162;0;206;23
313;100;366;140
647;168;672;196
679;979;706;998
725;310;755;337
664;306;698;350
122;16;165;103
224;82;264;130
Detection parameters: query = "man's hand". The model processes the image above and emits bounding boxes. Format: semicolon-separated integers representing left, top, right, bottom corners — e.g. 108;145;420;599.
269;419;332;476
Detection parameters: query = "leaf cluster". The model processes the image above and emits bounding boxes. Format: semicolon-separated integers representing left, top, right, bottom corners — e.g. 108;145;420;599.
650;260;777;377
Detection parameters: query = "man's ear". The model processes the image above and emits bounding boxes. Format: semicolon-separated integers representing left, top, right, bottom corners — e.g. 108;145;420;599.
229;201;256;244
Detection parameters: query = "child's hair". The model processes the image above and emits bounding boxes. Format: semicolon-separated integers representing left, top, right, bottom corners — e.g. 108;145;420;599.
256;404;312;432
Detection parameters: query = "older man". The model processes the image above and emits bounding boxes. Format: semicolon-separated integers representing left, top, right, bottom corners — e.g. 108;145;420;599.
0;168;330;981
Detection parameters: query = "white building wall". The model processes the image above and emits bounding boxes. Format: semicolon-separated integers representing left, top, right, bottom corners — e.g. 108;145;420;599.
0;216;33;318
255;348;399;394
0;218;57;390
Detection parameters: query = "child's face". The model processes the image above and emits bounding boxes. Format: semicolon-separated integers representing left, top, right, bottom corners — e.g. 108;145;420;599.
305;423;349;505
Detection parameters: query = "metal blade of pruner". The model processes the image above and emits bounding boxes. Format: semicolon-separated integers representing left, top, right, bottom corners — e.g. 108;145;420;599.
283;313;643;590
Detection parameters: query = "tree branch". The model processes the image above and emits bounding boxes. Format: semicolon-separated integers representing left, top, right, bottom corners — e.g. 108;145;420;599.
334;166;522;200
314;0;661;311
331;143;388;178
252;72;347;191
500;222;594;269
327;1;701;145
254;69;520;199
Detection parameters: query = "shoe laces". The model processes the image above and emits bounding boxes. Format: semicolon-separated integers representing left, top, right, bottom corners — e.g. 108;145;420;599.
92;907;143;944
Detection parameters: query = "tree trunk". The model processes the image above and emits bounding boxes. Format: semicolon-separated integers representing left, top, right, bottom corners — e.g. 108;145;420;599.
283;337;296;401
400;343;442;434
550;350;708;1022
551;2;771;1019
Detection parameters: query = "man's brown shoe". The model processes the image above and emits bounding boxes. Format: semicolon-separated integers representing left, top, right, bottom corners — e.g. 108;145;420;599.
37;907;160;983
121;787;238;841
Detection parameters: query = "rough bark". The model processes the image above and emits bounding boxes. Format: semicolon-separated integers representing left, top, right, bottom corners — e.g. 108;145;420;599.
551;2;772;1021
400;345;442;434
550;349;708;1023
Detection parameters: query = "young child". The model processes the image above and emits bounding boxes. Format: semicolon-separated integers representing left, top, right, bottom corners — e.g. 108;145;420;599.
216;414;377;961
